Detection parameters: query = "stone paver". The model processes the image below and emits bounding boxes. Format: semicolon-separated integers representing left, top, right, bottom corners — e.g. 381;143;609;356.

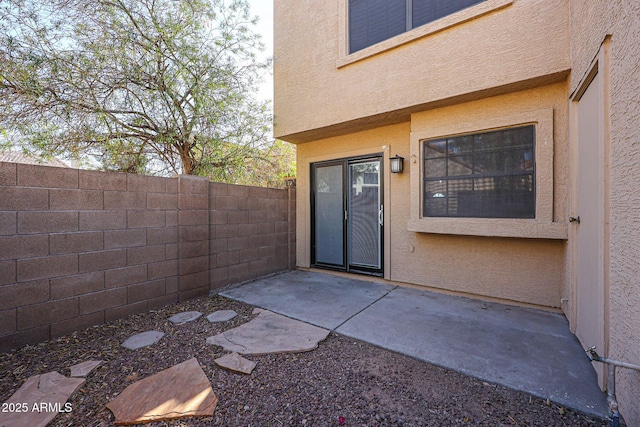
69;360;102;378
106;358;217;425
0;371;84;427
215;352;257;375
168;311;202;324
206;310;329;355
206;309;238;323
121;330;164;350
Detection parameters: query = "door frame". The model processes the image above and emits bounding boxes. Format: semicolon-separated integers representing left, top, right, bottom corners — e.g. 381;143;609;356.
569;36;611;388
310;153;384;276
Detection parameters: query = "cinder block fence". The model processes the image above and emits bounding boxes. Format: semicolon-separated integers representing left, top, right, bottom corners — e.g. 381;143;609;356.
0;162;295;352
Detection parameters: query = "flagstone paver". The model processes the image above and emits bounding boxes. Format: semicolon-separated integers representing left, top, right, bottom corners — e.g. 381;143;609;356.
206;309;238;323
0;371;84;427
206;310;329;355
215;352;256;374
69;360;102;378
121;330;164;350
168;311;202;324
105;358;217;425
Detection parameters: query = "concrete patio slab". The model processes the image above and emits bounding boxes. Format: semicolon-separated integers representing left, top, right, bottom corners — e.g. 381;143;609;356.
206;309;330;355
220;270;609;418
336;285;608;417
220;270;394;330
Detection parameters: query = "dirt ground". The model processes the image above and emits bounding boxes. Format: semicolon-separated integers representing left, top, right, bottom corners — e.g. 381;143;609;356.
0;295;610;426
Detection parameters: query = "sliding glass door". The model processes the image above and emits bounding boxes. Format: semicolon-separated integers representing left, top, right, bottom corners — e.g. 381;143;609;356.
311;156;383;275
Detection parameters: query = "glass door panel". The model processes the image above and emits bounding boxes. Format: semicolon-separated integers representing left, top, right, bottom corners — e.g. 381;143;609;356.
313;163;345;267
348;160;381;270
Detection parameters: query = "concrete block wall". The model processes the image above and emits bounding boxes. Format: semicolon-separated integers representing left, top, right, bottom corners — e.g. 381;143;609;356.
178;175;210;302
208;183;296;289
0;162;295;352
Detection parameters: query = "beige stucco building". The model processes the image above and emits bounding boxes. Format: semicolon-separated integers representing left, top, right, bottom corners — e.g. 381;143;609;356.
274;0;640;424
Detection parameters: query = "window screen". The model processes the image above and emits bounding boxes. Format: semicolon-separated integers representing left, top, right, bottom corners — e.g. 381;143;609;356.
423;125;535;218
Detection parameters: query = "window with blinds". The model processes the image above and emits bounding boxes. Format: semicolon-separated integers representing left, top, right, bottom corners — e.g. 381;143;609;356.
349;0;486;53
422;125;535;218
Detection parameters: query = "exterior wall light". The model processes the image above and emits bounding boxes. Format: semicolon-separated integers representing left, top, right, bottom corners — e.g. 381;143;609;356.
390;154;404;173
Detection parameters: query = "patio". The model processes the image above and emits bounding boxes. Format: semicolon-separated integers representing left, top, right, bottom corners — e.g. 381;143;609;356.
221;269;609;418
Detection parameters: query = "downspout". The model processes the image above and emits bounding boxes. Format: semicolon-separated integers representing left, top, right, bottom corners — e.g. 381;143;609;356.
586;346;640;427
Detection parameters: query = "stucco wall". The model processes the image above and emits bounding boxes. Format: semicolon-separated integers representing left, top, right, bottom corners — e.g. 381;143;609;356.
278;0;640;422
297;83;568;308
274;0;570;142
405;83;568;307
570;2;640;425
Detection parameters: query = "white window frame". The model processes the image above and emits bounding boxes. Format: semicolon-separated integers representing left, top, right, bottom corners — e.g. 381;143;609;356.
337;0;513;68
408;108;567;239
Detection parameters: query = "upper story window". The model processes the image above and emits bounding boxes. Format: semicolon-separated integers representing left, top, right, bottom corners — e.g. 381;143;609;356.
348;0;487;53
423;125;535;219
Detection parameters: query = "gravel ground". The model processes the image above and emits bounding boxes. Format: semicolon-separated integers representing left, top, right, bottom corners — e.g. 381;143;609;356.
0;295;609;427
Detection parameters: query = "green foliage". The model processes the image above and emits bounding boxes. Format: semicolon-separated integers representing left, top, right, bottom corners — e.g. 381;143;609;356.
0;0;292;184
204;139;296;188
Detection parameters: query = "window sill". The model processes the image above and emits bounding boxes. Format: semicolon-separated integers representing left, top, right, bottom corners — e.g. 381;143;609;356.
407;218;568;240
337;0;513;69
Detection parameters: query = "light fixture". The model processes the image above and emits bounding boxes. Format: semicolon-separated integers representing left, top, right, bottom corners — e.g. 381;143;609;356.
390;154;404;173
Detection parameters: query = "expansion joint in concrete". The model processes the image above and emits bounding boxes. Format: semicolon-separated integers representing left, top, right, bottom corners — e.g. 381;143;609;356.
332;285;399;331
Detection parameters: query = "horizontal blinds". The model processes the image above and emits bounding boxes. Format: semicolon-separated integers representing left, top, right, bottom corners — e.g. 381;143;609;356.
349;0;406;53
412;0;486;28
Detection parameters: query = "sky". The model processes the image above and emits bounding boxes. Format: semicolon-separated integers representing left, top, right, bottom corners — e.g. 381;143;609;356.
247;0;274;104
